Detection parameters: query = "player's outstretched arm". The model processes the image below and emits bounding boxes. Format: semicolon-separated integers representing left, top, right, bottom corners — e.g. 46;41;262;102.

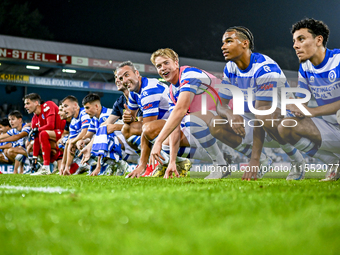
0;132;27;143
101;114;120;126
0;133;10;141
242;100;268;181
164;125;180;179
107;124;124;134
149;92;190;167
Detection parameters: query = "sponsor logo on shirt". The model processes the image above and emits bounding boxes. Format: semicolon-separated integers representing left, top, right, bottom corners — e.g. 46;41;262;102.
143;104;153;110
260;83;274;90
264;65;271;72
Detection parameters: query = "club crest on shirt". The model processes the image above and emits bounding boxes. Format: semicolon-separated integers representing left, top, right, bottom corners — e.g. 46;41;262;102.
328;70;336;82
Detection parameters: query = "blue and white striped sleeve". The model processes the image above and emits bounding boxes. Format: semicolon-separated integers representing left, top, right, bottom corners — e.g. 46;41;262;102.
128;92;139;111
180;67;210;95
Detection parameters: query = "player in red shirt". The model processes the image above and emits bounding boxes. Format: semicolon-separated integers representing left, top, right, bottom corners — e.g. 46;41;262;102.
23;93;66;175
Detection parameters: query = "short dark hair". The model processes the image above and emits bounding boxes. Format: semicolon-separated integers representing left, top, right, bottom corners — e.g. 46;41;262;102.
82;93;101;106
0;118;10;127
291;18;330;47
61;95;78;104
8;110;23;119
115;60;137;74
226;26;254;50
23;93;41;103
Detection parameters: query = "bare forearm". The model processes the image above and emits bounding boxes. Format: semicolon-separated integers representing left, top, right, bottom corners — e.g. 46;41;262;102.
139;134;152;168
169;126;181;164
251;125;265;161
65;143;74;167
157;107;186;145
0;133;10;141
1;133;27;143
71;129;88;144
0;143;12;150
309;100;340;117
102;115;119;126
107;124;124;134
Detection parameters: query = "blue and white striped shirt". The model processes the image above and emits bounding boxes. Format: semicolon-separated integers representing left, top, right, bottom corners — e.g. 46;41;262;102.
128;77;169;119
69;108;91;139
218;53;291;118
6;123;30;148
296;48;340;125
88;107;113;133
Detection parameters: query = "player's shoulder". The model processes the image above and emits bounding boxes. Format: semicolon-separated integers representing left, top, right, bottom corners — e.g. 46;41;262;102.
7;128;17;136
79;107;86;116
101;107;112;116
224;62;238;75
180;66;210;84
41;101;57;112
325;48;340;67
181;66;203;75
143;77;164;88
253;53;278;67
142;78;168;95
80;108;90;118
253;53;283;76
328;48;340;58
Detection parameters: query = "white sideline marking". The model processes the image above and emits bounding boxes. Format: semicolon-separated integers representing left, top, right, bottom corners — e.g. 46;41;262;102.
0;185;73;193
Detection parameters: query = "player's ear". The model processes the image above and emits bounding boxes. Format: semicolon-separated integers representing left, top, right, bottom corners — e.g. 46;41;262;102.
135;70;140;77
175;60;179;69
315;35;324;47
242;39;249;49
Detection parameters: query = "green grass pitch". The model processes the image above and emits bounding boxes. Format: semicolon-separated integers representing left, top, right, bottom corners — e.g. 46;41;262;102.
0;172;339;255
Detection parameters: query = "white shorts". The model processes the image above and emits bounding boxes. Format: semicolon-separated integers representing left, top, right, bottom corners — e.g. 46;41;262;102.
114;131;137;156
312;117;340;153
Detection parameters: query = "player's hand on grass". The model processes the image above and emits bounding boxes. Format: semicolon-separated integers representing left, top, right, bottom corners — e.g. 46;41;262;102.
164;162;179;179
59;163;65;175
229;115;246;138
149;140;165;169
127;165;145;178
90;166;100;176
242;159;259;181
123;104;134;124
62;166;71;176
